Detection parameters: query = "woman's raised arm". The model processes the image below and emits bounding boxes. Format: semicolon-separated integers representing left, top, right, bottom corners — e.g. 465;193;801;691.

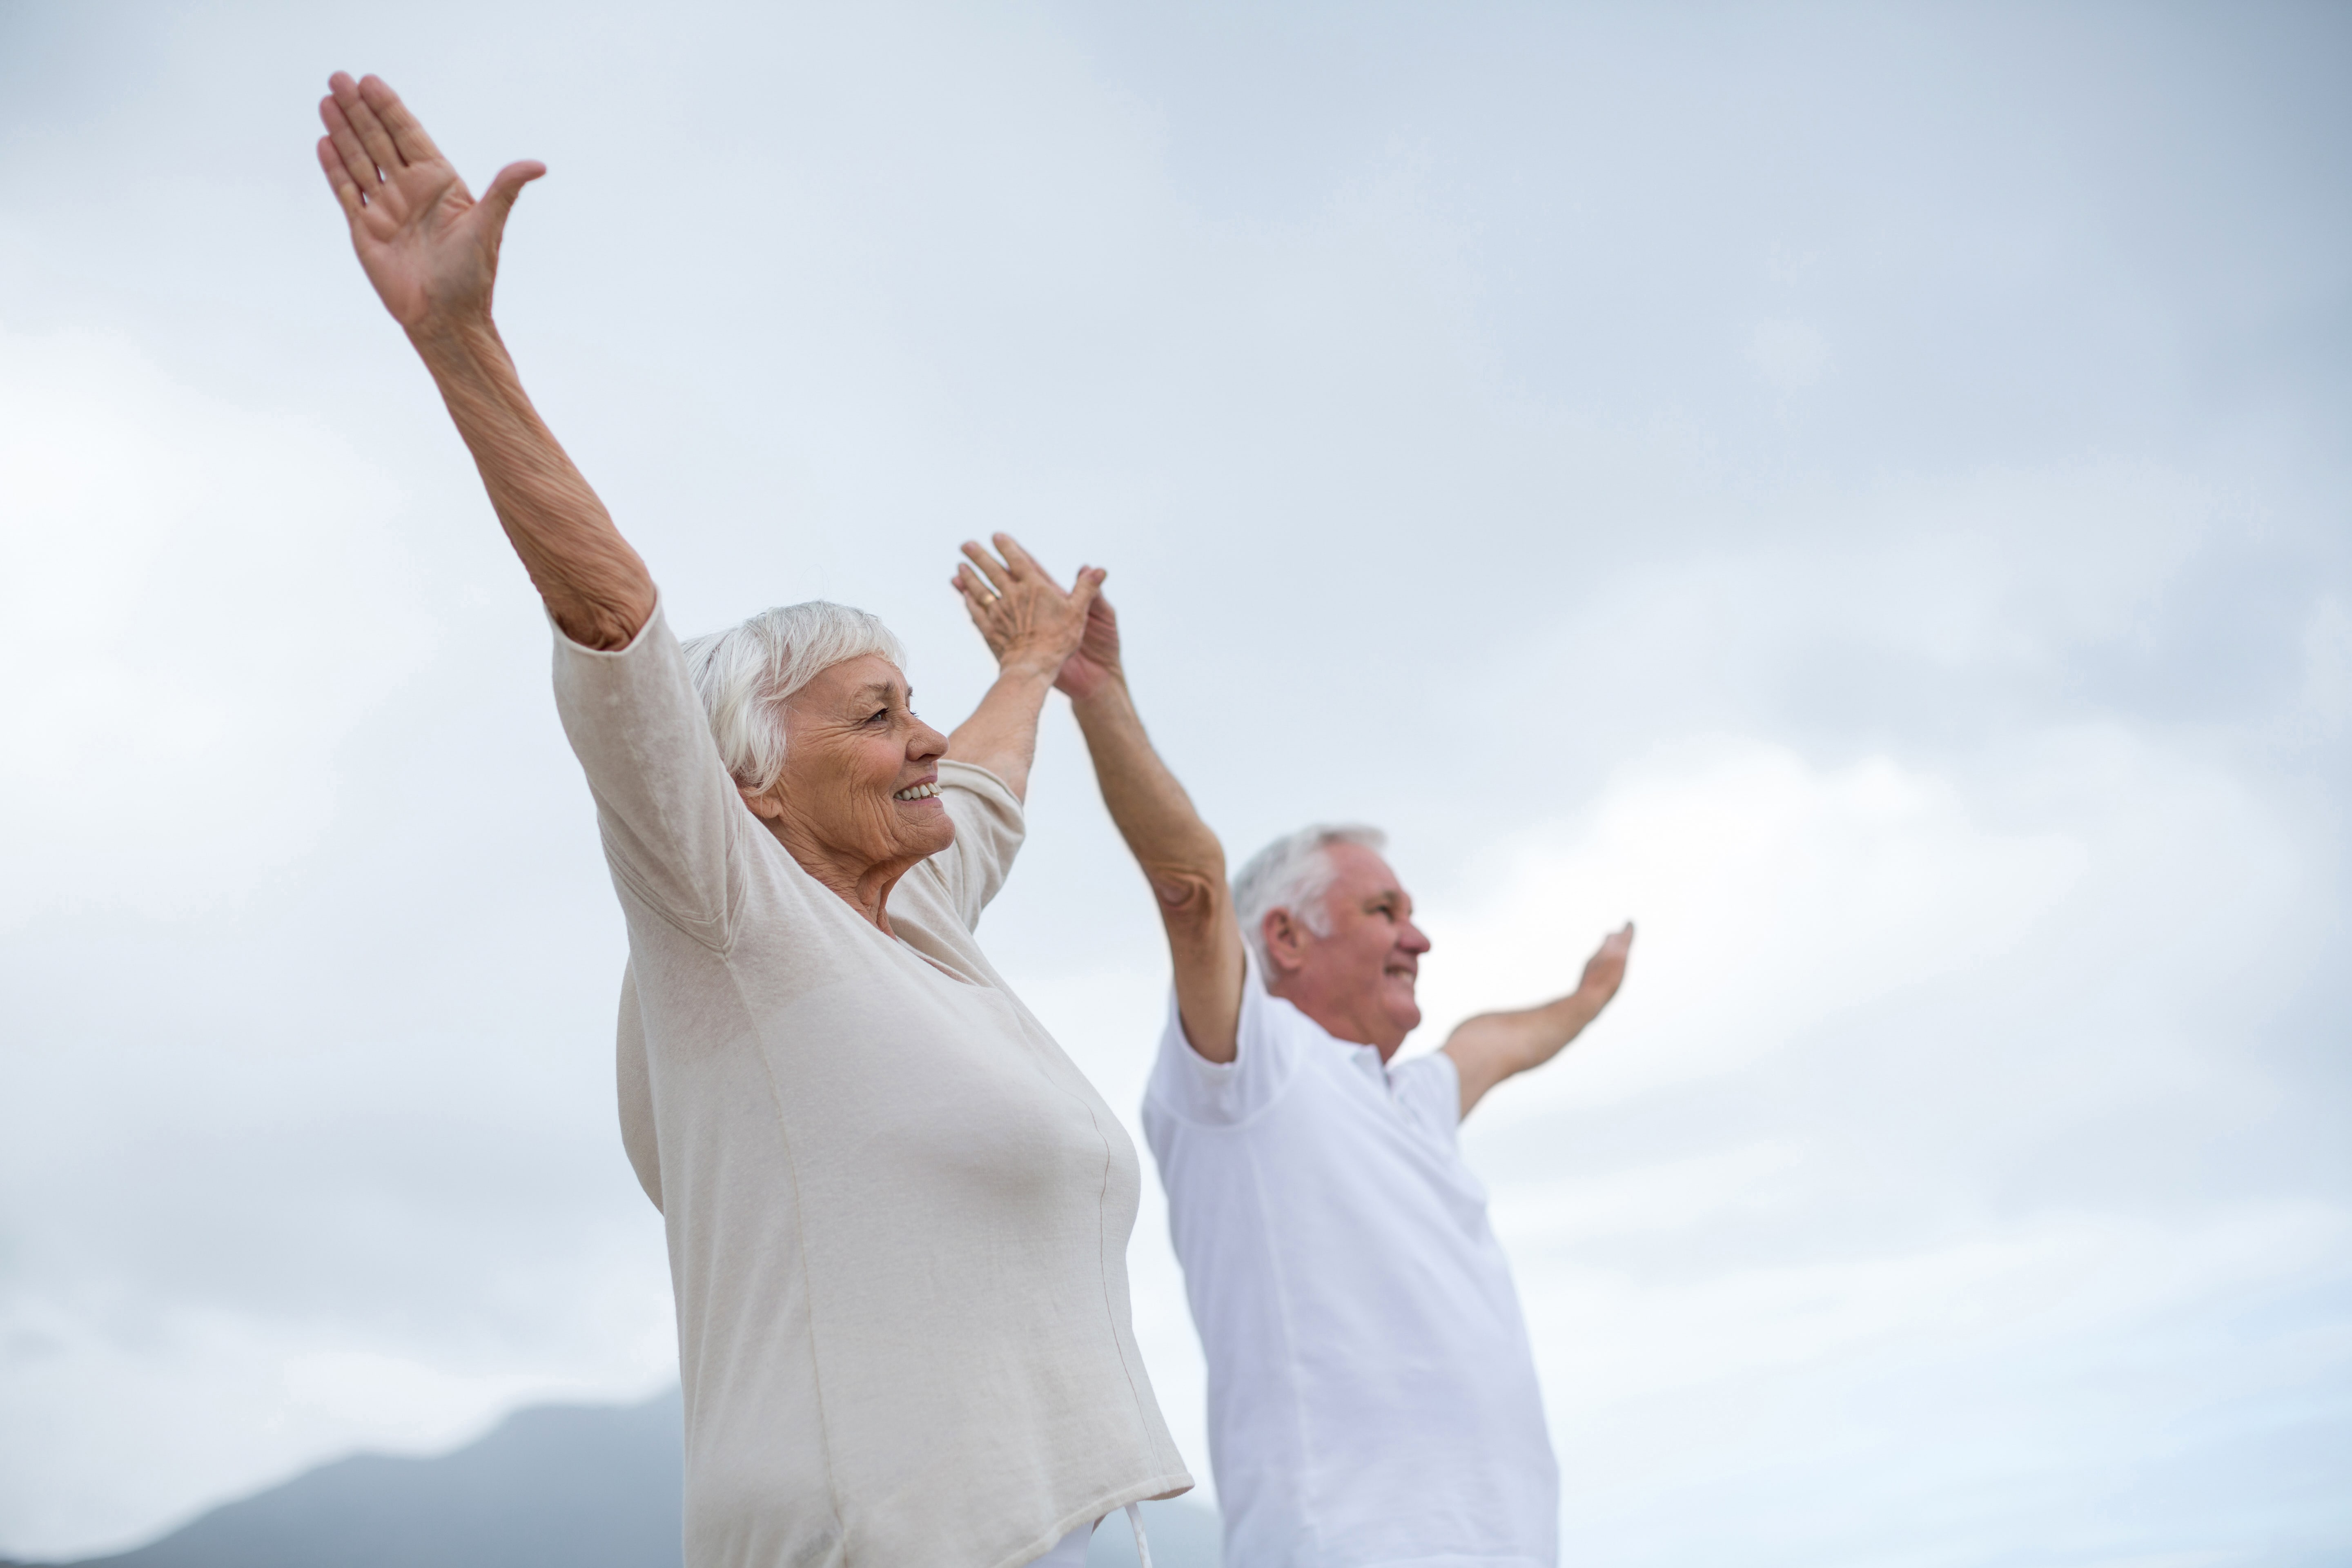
316;72;654;649
946;535;1103;802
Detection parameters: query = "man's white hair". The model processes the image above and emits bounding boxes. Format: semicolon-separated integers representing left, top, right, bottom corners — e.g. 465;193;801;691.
680;601;907;796
1231;824;1389;975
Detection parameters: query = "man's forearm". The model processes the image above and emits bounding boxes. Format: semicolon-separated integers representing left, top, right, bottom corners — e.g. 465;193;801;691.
1489;990;1605;1074
410;316;653;649
1072;673;1244;1061
1442;987;1605;1117
1069;678;1225;898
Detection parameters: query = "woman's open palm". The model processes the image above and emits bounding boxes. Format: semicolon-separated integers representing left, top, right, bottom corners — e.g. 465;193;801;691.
953;535;1108;687
315;72;543;330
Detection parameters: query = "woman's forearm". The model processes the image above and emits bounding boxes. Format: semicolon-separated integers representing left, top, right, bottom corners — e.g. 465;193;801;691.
410;316;654;649
945;660;1058;802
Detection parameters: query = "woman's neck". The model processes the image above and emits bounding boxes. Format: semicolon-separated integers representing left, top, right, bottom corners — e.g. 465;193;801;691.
765;819;918;932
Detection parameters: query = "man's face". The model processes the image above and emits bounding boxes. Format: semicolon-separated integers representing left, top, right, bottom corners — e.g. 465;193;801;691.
1265;842;1432;1059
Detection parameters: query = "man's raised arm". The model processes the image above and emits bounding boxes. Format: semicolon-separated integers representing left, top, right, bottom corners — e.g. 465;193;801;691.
316;72;653;649
1442;923;1635;1118
1054;595;1245;1065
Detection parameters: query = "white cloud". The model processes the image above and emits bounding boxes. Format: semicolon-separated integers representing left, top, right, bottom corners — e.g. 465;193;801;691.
1412;742;2090;1106
0;327;437;930
1;3;2345;1561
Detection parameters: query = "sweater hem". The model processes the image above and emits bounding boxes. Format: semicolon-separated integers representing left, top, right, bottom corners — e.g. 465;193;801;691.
989;1470;1198;1568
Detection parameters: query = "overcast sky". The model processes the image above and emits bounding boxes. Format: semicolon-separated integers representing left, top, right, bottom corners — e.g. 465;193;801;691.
3;2;2348;1562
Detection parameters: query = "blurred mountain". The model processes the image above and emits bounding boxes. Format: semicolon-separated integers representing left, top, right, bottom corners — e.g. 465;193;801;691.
18;1388;1218;1568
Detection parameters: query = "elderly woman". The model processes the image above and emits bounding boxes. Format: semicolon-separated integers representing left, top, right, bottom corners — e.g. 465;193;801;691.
315;73;1188;1568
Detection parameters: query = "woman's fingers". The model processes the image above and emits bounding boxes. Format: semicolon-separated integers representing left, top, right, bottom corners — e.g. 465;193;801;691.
951;570;1011;649
328;72;402;177
477;160;546;238
315;136;366;220
357;74;442;167
1069;566;1105;616
993;532;1063;588
959;541;1015;596
955;564;1007;616
319;96;381;199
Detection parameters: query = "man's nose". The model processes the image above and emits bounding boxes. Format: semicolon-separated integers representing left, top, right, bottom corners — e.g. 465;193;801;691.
1400;919;1432;955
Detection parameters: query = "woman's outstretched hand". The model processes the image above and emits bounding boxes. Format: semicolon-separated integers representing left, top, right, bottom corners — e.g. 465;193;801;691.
316;72;544;333
953;535;1111;692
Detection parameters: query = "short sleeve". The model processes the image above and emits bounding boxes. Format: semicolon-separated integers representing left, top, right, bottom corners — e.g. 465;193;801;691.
1145;952;1304;1127
550;597;742;947
910;760;1026;930
1390;1051;1463;1145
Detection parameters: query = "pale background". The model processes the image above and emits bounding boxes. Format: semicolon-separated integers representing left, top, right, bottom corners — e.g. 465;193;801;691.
2;2;2348;1563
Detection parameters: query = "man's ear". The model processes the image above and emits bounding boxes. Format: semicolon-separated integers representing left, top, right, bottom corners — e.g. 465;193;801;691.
1261;907;1309;975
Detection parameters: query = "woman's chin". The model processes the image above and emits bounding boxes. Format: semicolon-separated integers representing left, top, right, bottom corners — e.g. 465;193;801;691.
896;806;955;858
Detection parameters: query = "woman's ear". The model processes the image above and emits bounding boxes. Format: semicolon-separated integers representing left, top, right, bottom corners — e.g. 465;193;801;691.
742;785;784;821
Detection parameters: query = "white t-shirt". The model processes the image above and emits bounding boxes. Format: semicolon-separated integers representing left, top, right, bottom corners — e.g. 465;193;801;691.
559;602;1189;1568
1141;962;1558;1568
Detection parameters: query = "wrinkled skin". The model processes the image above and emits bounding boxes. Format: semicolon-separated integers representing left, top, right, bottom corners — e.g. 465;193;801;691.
1259;842;1434;1060
744;655;953;932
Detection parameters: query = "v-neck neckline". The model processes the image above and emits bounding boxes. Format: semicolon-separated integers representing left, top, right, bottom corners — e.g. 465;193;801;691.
764;829;984;988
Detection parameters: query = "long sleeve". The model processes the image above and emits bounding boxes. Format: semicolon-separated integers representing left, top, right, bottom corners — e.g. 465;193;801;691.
550;595;742;948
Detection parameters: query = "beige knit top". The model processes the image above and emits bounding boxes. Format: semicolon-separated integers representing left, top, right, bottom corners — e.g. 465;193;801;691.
554;602;1189;1568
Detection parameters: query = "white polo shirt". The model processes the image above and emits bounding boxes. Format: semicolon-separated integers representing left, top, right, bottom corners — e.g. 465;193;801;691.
1141;961;1558;1568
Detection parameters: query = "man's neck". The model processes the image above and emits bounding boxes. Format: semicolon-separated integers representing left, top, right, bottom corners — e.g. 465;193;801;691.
1265;976;1406;1062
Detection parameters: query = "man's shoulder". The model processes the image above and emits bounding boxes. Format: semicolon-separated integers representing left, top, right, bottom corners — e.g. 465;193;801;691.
1145;972;1325;1129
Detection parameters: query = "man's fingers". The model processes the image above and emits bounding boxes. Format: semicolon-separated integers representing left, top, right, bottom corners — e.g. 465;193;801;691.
477;160;546;237
315;136;366;220
330;72;402;176
357;74;443;166
1069;566;1105;615
959;541;1015;595
319;98;381;197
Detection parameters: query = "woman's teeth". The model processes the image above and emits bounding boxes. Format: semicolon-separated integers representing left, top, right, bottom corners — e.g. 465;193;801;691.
893;782;940;801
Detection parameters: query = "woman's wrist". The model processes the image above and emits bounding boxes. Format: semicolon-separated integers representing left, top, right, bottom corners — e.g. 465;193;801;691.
995;647;1067;686
407;309;506;371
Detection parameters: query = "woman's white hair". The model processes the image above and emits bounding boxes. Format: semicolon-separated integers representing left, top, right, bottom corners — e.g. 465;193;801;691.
1231;824;1388;975
679;601;907;796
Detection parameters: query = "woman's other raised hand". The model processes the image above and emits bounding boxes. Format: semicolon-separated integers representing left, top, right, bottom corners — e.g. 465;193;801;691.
315;73;544;334
953;535;1111;695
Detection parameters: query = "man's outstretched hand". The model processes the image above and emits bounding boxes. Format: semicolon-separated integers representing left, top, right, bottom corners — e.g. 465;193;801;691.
1443;920;1636;1118
316;72;544;333
1578;922;1635;1008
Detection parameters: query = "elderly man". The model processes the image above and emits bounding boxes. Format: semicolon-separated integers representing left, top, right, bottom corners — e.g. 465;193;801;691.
951;567;1633;1567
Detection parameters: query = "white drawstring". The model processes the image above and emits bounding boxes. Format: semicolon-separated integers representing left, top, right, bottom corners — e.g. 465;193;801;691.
1124;1501;1154;1568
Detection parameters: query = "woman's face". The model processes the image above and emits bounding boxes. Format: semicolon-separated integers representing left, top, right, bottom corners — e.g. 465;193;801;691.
751;655;954;890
